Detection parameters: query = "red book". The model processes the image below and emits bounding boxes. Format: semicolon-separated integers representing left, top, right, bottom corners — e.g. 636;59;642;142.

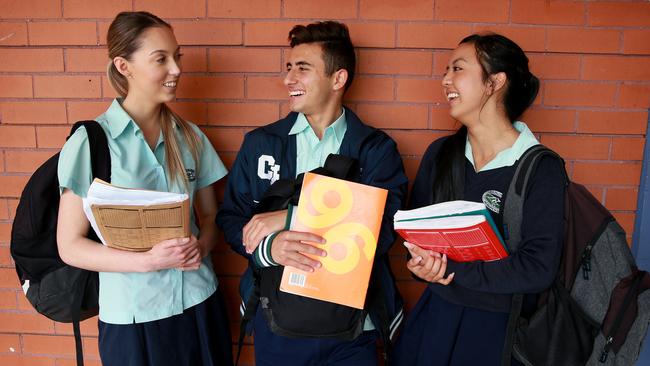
394;201;508;262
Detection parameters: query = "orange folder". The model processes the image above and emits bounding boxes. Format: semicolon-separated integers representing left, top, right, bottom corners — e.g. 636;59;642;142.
280;172;388;309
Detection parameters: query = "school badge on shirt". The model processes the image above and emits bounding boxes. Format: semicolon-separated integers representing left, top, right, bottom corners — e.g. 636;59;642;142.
186;168;196;182
482;190;502;213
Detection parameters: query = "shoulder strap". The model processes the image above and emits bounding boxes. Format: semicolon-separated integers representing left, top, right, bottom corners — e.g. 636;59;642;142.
69;120;111;183
323;153;360;182
502;145;566;253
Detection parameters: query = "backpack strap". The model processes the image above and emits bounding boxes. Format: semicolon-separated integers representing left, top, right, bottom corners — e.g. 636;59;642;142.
500;144;566;366
68;120;110;366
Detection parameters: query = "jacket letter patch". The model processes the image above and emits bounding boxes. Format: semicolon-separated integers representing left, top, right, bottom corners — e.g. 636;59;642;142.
258;155;280;184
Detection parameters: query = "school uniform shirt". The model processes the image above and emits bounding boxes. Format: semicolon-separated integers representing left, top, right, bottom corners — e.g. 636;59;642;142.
409;122;566;313
58;98;228;324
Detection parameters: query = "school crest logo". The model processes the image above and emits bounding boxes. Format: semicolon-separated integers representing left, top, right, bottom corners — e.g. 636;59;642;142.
185;168;196;182
258;155;280;184
482;190;502;213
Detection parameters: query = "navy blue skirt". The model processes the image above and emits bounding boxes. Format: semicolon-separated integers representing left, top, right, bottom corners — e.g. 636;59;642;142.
98;288;233;366
392;287;522;366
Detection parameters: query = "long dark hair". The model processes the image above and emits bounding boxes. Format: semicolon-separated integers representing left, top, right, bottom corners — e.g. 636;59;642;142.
433;33;539;203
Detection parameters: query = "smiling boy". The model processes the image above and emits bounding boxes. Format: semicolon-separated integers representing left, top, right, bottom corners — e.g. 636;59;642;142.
217;21;407;365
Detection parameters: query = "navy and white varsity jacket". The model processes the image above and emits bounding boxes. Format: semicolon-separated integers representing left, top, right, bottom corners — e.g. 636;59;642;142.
216;107;408;341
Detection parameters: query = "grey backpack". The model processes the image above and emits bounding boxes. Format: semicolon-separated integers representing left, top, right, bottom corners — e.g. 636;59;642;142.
501;145;650;366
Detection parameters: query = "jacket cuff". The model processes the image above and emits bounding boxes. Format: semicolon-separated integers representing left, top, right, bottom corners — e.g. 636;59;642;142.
253;231;281;267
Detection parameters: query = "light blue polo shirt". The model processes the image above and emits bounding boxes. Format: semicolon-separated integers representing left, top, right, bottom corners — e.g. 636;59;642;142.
58;98;228;324
465;121;539;171
289;110;347;176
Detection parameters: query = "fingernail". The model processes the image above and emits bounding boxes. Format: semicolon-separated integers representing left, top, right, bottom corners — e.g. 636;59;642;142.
182;237;190;243
321;250;327;257
403;242;414;249
415;256;422;263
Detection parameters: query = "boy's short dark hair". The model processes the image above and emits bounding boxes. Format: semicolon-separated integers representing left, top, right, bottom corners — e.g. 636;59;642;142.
288;21;355;91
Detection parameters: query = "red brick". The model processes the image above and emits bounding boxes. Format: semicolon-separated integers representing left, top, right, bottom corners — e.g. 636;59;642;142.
511;0;584;25
0;22;28;45
203;127;246;153
97;21;110;46
0;49;63;72
611;137;645;161
435;0;508;22
171;21;242;46
28;22;97;46
588;2;650;27
386;130;445;156
0;0;60;18
547;28;620;54
624;30;650;55
473;25;546;53
246;76;285;100
0;354;54;366
135;0;205;18
583;56;650;81
612;212;636;235
430;107;460;130
360;0;433;20
0;289;17;309
618;83;650;109
8;198;18;220
208;0;281;18
36;126;70;148
0;76;32;98
66;102;108;123
54;316;99;337
55;358;101;366
345;77;394;102
0;102;67;125
63;0;131;18
0;312;54;333
82;336;99;357
573;162;641;186
606;188;639;211
397;23;472;49
356;104;428;130
5;151;53;173
209;48;281;73
544;82;616;107
23;335;75;356
34;76;101;99
176;75;245;99
17;292;37;311
244;21;295;46
528;54;581;80
358;50;432;76
207;102;279;126
101;76;120;98
0;222;11;243
285;0;357;19
347;22;396;48
176;47;208;72
168;102;209;125
0;333;20;351
396;78;445;103
577;111;647;135
540;135;610;161
66;49;107;73
0;126;36;148
521;109;576;133
0;199;8;220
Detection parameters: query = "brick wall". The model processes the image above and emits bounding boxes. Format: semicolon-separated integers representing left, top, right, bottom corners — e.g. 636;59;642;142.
1;0;649;365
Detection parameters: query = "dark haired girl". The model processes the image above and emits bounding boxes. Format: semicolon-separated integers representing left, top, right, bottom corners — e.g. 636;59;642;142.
391;34;565;365
56;12;233;366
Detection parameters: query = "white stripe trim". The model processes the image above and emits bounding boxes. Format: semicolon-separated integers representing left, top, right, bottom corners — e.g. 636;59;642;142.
239;301;246;316
389;308;404;340
260;236;273;266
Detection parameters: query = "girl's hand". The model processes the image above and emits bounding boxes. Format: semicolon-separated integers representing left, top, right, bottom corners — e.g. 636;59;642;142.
242;210;288;254
146;236;200;271
404;242;455;285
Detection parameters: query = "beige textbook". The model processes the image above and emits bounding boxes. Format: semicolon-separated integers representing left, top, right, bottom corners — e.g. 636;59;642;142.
82;179;190;252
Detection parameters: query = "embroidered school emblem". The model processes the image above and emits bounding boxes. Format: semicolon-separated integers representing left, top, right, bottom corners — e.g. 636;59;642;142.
482;190;503;213
185;168;196;182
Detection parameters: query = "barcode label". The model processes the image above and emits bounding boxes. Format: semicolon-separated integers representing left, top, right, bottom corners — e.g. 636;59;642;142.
288;272;306;287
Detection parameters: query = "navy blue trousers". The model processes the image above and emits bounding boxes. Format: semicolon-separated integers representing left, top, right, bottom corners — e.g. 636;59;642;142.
98;289;233;366
252;308;378;366
392;288;523;366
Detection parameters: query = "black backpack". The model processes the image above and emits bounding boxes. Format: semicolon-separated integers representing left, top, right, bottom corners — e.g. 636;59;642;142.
501;145;650;366
10;120;111;366
236;154;391;363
